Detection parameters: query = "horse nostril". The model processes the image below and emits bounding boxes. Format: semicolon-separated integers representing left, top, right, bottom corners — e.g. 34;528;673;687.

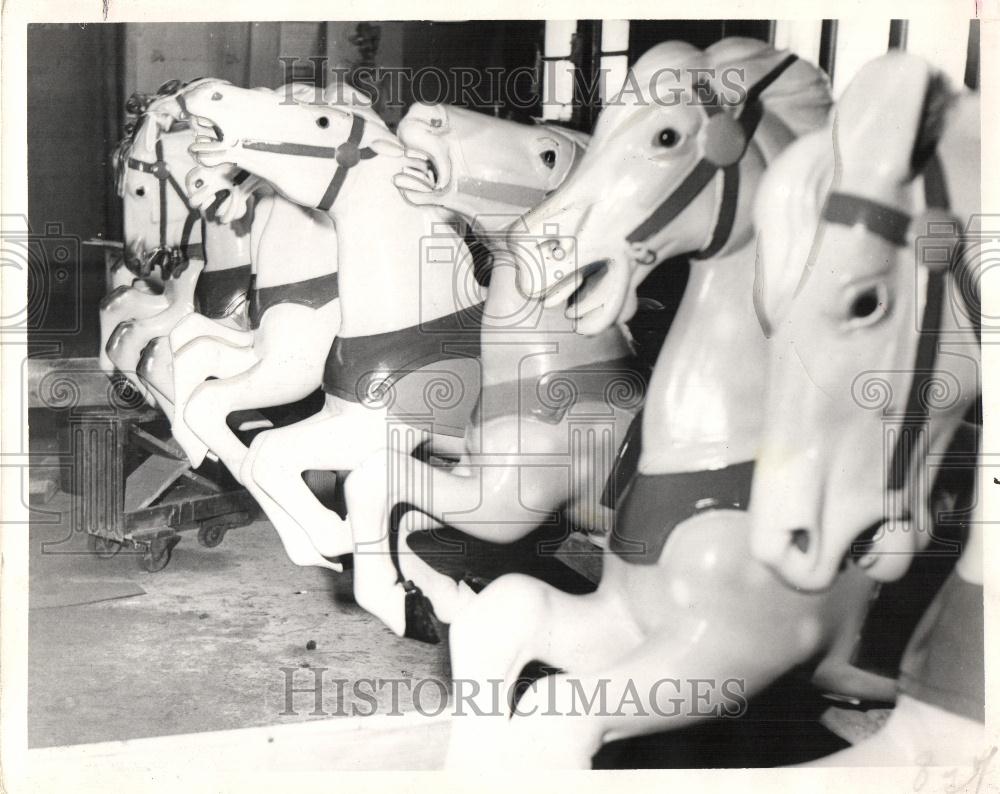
789;528;811;554
544;240;565;261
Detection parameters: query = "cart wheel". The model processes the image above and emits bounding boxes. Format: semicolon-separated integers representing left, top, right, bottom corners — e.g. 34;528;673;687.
141;534;180;573
197;521;227;548
87;533;123;559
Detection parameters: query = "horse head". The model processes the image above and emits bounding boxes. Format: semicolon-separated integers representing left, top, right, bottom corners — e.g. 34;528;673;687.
113;113;200;278
514;37;831;334
749;52;981;591
395;103;587;231
161;79;403;212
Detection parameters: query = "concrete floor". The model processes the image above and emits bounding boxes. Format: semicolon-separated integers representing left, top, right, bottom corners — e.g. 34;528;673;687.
29;490;451;748
27;468;849;767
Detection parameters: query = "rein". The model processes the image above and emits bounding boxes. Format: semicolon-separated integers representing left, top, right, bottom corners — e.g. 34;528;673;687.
126;136;204;278
625;54;799;261
820;154;979;493
239;114;378;211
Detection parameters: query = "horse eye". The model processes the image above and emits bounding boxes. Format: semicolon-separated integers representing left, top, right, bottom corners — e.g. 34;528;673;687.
316;116;330;128
135;186;146;197
656;128;681;148
540;150;556;169
211;91;223;101
848;286;886;324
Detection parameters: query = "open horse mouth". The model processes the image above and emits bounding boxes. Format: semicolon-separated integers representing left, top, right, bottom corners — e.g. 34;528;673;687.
532;258;609;309
566;260;610;309
845;519;885;570
190;115;224;143
399;145;443;191
177;99;225;143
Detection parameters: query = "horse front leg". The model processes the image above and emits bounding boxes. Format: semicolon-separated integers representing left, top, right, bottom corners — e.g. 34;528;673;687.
168;311;253;352
136;336;175;419
183;354;323;480
170;335;259;466
445;574;635;769
99;286;169;374
244;403;388;565
344;441;454;641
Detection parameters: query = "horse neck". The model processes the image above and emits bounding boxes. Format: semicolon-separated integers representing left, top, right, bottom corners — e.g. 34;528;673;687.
253;196;337;288
202;221;251;272
639;240;768;474
480;262;633;386
330;167;480;337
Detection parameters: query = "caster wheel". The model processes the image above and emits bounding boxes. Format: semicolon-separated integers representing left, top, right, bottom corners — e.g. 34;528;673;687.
197;521;227;548
87;533;123;559
141;534;180;572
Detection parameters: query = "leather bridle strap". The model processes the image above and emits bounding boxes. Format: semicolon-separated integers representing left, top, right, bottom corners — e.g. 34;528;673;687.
455;176;548;208
820;154;975;492
127;138;203;275
625;54;798;258
241;114;377;212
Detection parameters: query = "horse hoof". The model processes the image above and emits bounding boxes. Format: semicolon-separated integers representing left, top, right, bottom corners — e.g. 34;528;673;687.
402;582;440;645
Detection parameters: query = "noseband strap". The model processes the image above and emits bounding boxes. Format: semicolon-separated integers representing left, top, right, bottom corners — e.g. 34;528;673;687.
241;113;378;212
821;154;977;492
625;54;799;259
127;138;202;277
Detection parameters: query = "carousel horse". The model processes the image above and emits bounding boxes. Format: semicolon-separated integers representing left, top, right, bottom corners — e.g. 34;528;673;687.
134;161;260;418
156;79;484;575
139;84;343;492
747;53;983;763
441;38;890;769
106;116;259;414
346;103;645;641
99;85;206;375
100;117;205;385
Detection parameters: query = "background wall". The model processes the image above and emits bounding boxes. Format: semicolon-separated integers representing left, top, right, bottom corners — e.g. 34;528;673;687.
27;23;123;358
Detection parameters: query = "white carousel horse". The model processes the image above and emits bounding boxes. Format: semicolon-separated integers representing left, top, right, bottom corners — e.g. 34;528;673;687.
107;126;259;417
138;84;343;490
157;79;484;577
98;90;183;374
441;38;891;769
100;118;204;387
346;103;645;641
747;53;983;763
133;162;259;418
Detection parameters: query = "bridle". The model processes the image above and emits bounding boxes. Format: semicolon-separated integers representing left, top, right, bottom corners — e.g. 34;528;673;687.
626;54;799;263
236;113;378;212
819;153;979;494
451;130;586;210
125;130;204;278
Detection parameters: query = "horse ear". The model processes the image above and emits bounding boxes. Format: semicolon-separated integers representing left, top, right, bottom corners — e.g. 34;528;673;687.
834;52;946;191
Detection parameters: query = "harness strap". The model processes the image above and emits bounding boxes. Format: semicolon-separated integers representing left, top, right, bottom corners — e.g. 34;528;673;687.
821;154;973;493
241;114;378;212
455;176;548;208
126;138;202;278
609;460;756;564
625;54;798;257
319;114;377;211
889;154;953;492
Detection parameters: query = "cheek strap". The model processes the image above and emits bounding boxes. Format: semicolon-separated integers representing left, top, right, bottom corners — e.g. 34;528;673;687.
625;54;799;259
